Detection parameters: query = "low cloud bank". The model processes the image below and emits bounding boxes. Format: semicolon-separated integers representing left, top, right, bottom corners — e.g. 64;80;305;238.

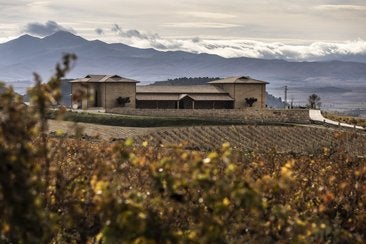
23;21;75;37
19;21;366;62
179;39;366;62
104;25;366;62
22;21;366;62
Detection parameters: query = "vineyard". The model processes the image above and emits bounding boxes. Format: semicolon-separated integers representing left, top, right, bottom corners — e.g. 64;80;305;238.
135;125;366;155
2;55;366;243
48;120;159;140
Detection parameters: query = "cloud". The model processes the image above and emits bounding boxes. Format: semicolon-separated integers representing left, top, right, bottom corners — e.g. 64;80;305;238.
315;4;366;11
177;11;236;19
108;26;366;62
95;28;104;35
23;20;75;37
162;22;241;29
192;37;201;43
26;1;51;7
177;39;366;62
110;24;178;49
111;24;159;39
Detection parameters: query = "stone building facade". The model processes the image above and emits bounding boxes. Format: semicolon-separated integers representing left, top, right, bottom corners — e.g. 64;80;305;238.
71;75;138;109
71;75;268;110
135;85;235;109
208;76;268;109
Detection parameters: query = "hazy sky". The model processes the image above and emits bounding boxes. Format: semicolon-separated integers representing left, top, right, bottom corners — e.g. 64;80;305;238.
1;0;366;60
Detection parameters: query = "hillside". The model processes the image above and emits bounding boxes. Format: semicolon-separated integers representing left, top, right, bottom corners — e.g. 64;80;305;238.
22;79;72;106
45;111;366;157
134;125;366;155
2;31;365;110
1;31;366;85
2;70;366;242
47;119;366;156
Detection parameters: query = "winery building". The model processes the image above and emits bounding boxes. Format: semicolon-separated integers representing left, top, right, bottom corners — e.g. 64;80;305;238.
70;75;268;110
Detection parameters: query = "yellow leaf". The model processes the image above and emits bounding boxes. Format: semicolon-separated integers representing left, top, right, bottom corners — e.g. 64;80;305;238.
223;197;231;206
55;129;64;136
207;151;219;159
125;138;134;147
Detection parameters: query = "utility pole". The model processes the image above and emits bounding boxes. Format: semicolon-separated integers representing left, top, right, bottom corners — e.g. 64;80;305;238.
284;85;288;109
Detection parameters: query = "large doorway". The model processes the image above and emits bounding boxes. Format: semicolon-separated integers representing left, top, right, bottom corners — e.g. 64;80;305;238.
179;96;194;109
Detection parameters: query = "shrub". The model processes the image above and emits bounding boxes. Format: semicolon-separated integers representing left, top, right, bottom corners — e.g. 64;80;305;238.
0;54;365;243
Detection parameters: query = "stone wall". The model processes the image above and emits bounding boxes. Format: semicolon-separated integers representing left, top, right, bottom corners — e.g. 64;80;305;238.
105;83;136;109
71;82;137;109
232;83;266;109
107;108;310;124
71;83;87;109
214;83;266;109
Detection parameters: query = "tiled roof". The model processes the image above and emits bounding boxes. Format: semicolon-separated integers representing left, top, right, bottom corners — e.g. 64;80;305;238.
71;75;139;83
188;94;234;101
136;85;227;94
136;94;179;101
136;93;234;101
208;76;269;84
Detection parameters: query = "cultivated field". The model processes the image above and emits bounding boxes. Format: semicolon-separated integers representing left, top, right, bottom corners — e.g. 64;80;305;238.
4;54;366;243
135;125;366;155
49;120;366;156
48;120;161;140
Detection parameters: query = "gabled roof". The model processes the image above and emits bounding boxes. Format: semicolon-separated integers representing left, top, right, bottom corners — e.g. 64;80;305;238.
136;94;179;101
136;93;234;101
71;75;139;83
188;94;234;101
136;85;228;94
208;76;269;84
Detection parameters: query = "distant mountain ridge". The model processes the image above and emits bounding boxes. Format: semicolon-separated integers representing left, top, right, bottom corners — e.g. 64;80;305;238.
1;31;366;86
2;31;366;111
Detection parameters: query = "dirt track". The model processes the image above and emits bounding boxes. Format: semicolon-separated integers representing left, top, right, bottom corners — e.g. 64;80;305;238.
48;120;160;140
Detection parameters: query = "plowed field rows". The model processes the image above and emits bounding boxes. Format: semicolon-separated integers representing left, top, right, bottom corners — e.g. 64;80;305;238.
134;125;366;155
49;120;366;155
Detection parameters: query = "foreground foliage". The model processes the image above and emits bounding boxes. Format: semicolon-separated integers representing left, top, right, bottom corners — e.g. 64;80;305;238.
0;55;365;243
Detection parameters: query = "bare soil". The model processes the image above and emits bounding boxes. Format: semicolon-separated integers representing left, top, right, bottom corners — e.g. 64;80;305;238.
48;120;162;140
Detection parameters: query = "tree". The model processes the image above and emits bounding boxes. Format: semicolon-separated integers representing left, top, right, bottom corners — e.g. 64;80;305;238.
116;96;130;107
245;97;257;107
308;94;321;109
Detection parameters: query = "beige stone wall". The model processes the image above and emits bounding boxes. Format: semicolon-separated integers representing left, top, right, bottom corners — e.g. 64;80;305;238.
72;82;136;109
98;84;105;108
95;84;103;107
108;108;311;124
71;83;87;109
72;82;266;110
261;85;266;108
72;83;100;109
221;84;235;97
232;84;266;109
212;83;266;109
104;83;136;109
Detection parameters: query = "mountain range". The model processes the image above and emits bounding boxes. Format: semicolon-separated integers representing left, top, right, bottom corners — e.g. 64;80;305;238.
0;31;365;83
0;31;365;111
